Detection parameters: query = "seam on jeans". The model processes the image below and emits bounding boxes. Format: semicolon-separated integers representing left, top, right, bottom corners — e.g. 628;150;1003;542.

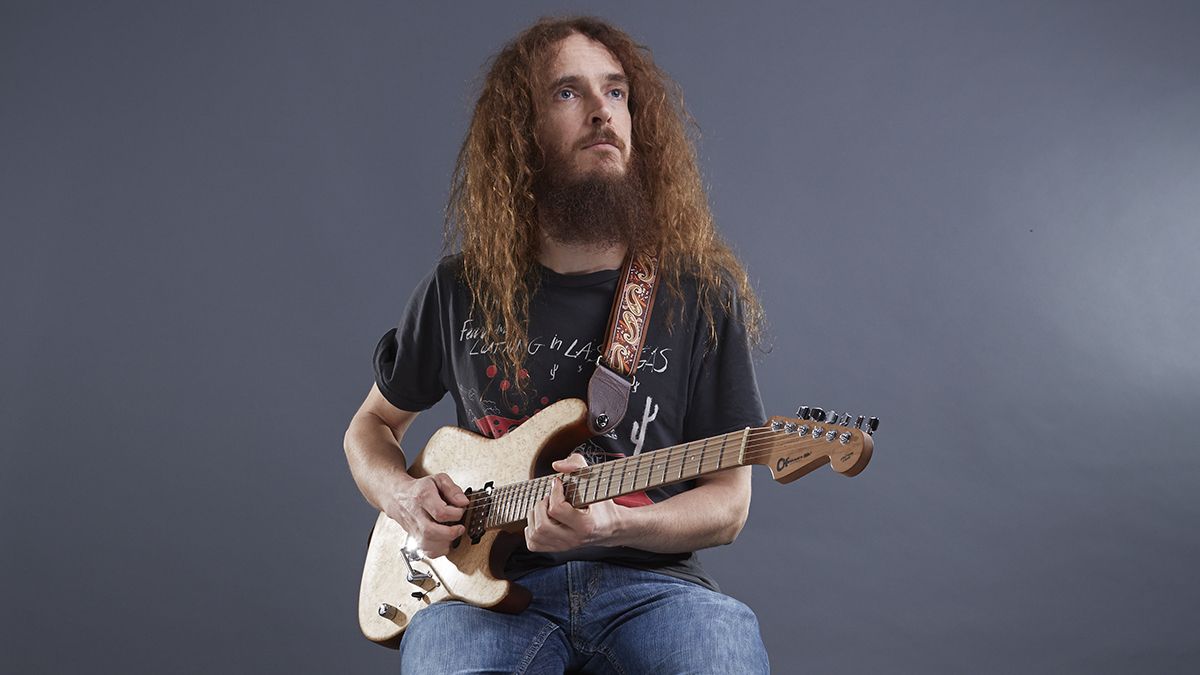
592;642;628;675
515;620;561;675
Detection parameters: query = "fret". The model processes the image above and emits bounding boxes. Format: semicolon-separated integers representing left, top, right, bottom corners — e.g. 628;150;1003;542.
581;471;592;505
677;441;687;480
567;476;580;508
717;434;725;469
627;455;641;493
698;439;707;477
638;453;652;491
659;445;672;486
504;487;513;526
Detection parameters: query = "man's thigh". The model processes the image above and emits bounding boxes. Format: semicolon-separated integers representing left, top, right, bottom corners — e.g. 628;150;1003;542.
400;583;571;675
577;565;770;675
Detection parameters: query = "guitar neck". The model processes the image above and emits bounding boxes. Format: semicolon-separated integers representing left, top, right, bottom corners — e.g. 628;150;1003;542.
478;428;754;530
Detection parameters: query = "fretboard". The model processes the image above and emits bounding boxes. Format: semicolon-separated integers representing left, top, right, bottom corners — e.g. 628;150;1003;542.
476;427;753;530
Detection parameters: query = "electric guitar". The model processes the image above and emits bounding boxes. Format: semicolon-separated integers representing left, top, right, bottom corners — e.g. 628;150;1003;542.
358;398;878;647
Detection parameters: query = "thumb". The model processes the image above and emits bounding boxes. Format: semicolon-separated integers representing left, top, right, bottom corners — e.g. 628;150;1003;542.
552;453;589;473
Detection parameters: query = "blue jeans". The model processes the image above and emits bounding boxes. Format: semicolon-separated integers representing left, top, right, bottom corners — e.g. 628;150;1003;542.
399;561;770;674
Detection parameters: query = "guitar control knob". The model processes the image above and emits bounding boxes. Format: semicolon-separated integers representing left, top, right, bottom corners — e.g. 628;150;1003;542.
867;417;880;435
797;406;811;420
378;603;398;619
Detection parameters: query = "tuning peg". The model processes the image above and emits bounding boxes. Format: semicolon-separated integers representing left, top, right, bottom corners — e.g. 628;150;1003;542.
867;417;880;435
827;410;838;426
811;407;826;422
797;406;811;420
855;415;864;429
839;413;851;426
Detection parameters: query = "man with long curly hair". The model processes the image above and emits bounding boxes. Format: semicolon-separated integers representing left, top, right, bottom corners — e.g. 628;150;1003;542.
345;16;770;673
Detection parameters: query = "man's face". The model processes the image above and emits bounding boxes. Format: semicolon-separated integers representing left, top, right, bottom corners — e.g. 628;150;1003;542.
535;33;632;182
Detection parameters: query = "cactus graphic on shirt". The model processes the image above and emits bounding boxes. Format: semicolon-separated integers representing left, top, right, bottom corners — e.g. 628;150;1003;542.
630;396;658;456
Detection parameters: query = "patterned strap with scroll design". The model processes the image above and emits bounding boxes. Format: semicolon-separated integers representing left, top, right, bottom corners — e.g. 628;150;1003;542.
587;250;660;435
601;251;660;375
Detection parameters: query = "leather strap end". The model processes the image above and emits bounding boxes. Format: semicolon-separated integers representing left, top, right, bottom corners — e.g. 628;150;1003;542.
586;364;632;435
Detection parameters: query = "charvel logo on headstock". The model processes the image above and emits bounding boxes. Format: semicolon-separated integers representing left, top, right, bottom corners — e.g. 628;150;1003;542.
776;449;815;472
776;454;801;471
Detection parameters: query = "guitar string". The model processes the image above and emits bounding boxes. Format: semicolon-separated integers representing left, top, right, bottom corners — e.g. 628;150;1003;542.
445;427;866;521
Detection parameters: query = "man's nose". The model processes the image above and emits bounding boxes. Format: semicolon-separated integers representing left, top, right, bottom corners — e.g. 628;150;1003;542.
588;93;614;126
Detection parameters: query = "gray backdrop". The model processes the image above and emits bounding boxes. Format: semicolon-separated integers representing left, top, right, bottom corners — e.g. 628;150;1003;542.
3;1;1198;672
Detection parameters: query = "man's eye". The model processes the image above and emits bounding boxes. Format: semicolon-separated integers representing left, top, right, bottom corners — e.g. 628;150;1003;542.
557;89;575;100
609;89;626;100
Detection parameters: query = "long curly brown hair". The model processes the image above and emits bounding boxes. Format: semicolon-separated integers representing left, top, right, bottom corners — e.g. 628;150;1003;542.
445;15;764;379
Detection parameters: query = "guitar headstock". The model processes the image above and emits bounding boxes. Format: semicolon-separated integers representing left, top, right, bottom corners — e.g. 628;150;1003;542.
748;406;878;483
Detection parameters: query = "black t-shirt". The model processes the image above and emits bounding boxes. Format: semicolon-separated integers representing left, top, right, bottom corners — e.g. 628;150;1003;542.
373;255;764;590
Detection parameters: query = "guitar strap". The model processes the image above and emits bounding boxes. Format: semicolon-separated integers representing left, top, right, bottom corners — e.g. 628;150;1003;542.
587;250;660;435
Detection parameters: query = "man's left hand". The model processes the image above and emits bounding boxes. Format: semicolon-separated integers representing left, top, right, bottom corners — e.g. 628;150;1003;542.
525;453;622;552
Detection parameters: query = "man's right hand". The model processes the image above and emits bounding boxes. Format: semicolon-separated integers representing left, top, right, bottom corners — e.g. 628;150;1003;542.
381;472;470;558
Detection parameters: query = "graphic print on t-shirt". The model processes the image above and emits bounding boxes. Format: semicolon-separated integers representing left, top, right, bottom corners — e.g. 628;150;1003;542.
455;316;675;507
464;362;551;439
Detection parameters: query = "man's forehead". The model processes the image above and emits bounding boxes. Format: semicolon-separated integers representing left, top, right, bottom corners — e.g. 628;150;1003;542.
542;33;625;82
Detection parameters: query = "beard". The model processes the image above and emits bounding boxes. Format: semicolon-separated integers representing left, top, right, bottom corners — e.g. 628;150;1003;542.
532;149;651;249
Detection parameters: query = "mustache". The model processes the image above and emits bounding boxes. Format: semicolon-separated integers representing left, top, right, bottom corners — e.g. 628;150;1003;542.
579;132;623;150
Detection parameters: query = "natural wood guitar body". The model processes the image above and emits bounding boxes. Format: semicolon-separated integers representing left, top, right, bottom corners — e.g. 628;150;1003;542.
358;399;592;647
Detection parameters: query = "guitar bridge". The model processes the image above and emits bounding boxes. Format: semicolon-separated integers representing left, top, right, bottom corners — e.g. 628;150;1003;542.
401;537;432;583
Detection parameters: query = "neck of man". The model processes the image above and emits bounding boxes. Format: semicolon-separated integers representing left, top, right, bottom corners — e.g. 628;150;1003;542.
537;234;627;275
